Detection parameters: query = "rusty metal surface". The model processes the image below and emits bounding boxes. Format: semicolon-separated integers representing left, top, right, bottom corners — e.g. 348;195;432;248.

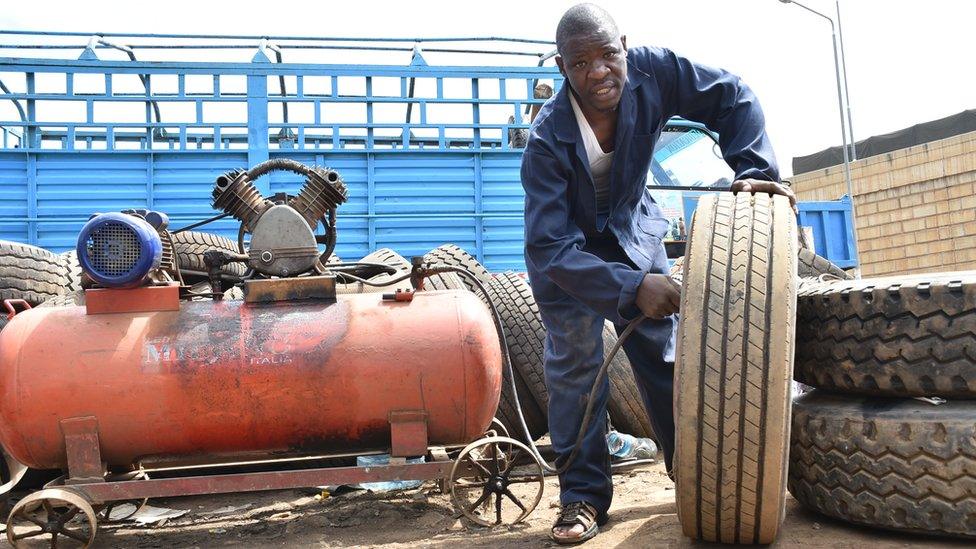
389;410;429;458
243;275;337;303
85;284;180;315
67;462;454;502
60;417;106;484
0;291;501;470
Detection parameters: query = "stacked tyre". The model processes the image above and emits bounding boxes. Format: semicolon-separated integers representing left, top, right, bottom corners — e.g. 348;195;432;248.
789;272;976;539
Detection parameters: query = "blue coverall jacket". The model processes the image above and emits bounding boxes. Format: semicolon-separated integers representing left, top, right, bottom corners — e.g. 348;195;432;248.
520;45;779;515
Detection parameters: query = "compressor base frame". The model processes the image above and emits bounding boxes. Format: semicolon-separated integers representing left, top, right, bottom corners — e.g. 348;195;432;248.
6;412;543;547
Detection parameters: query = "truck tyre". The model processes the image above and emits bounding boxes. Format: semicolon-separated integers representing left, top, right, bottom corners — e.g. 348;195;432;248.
170;231;247;283
797;248;851;280
60;250;84;292
795;272;976;397
790;391;976;539
423;244;492;295
604;322;656;440
674;193;797;544
485;272;548;442
353;248;413;294
36;290;86;308
0;240;65;306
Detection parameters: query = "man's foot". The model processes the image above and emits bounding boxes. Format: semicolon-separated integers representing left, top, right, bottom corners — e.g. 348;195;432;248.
549;501;605;545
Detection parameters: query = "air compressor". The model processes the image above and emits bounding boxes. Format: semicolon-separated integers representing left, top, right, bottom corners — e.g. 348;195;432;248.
0;160;545;547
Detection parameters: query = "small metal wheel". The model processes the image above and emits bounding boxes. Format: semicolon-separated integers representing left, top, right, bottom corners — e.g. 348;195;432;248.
449;435;544;526
95;471;149;522
5;488;97;548
487;418;510;439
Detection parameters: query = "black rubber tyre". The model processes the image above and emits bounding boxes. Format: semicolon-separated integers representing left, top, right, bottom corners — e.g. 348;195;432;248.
485;272;548;443
797;248;851;280
790;391;976;539
674;193;797;544
604;322;656;441
36;290;86;308
353;248;412;294
423;244;492;294
170;231;247;283
60;250;84;292
795;271;976;398
0;240;66;306
423;271;466;291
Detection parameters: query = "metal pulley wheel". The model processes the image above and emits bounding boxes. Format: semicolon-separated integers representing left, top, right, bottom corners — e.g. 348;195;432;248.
449;436;544;526
5;488;97;548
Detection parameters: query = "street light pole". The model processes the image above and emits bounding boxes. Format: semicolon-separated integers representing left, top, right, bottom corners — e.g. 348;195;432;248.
836;0;856;160
778;0;859;265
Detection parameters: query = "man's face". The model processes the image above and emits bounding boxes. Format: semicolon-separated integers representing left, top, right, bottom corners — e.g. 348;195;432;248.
556;30;628;114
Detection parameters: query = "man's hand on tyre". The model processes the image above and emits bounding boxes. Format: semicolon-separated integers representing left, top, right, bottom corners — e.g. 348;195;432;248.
636;274;681;319
731;178;798;214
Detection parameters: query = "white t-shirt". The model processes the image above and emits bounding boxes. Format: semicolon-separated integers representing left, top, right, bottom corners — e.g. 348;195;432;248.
569;92;614;214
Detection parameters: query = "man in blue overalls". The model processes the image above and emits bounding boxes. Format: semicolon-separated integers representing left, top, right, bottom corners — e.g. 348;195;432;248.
521;4;795;544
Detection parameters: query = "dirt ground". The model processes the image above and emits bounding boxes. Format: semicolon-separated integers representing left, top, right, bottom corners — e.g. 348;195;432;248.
54;460;968;549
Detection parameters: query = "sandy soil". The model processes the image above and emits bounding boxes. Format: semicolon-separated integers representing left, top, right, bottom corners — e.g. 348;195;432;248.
60;461;969;549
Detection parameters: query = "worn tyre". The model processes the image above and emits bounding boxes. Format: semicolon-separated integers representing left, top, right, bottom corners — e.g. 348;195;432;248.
351;248;412;294
423;244;492;294
604;322;656;440
795;271;976;397
36;290;86;308
789;391;976;538
60;250;84;292
485;272;548;442
170;231;247;283
0;240;65;306
674;193;797;544
797;248;851;280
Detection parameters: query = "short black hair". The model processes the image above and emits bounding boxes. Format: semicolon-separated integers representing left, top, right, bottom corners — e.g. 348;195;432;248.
555;3;620;55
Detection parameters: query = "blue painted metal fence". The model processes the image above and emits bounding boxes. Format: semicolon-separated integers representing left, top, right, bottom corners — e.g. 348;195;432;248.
0;32;561;270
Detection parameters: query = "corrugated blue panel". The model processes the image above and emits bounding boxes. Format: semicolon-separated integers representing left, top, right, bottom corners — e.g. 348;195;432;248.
5;150;531;267
0;155;27;221
34;154;148;250
374;217;478;259
482;217;525;271
153;153;247;218
374;155;475;215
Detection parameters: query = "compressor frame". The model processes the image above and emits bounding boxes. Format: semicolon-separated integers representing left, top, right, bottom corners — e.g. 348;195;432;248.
4;394;545;547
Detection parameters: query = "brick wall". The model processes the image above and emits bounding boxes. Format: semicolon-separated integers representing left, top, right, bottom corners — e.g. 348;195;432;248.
791;130;976;277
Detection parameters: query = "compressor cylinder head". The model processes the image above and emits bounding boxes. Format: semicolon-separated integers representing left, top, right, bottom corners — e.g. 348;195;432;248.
76;212;162;288
212;169;272;232
289;167;348;228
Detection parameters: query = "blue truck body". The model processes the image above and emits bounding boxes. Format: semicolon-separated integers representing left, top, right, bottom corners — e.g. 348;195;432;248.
0;31;856;270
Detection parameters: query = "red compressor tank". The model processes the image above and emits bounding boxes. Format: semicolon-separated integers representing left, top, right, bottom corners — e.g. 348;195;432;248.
0;290;501;470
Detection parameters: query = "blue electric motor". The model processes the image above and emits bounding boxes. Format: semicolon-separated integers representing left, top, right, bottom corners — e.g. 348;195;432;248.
76;212;163;288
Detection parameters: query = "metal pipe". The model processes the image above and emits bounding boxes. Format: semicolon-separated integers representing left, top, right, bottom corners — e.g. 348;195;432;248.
836;0;856;160
0;30;555;46
779;0;860;266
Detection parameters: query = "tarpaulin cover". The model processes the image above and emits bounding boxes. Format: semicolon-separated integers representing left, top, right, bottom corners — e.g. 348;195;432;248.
792;109;976;175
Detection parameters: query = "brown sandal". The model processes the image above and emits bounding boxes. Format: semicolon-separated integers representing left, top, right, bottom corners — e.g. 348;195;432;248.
549;501;603;545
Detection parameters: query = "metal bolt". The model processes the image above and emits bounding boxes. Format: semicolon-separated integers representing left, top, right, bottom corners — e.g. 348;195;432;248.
261;250;274;263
